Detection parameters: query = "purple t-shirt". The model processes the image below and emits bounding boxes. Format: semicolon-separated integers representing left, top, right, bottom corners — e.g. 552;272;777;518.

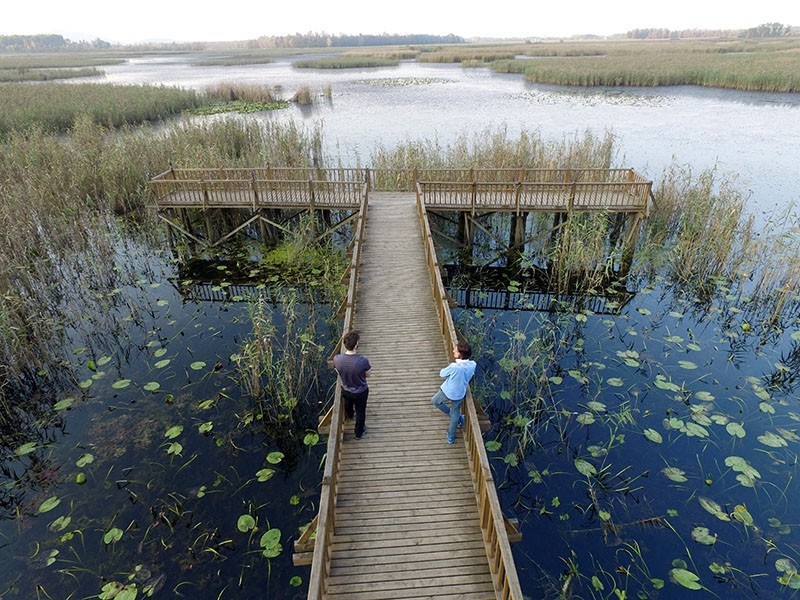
333;353;371;394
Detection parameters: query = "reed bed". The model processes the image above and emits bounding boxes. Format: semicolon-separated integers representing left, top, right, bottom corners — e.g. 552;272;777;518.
193;54;275;67
0;53;126;69
204;82;284;104
0;82;204;136
487;38;800;92
0;67;103;82
293;56;399;69
369;126;616;189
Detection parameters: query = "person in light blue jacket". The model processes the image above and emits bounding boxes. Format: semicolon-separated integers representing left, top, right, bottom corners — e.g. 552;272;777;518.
431;341;476;444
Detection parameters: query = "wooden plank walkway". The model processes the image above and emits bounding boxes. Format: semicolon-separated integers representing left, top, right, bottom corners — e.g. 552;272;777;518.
326;192;497;599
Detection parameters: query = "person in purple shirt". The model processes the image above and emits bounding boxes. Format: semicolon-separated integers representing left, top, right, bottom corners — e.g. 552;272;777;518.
432;341;476;444
333;330;372;439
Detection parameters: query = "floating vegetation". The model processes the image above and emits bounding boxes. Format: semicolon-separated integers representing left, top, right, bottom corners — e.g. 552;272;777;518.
357;76;453;87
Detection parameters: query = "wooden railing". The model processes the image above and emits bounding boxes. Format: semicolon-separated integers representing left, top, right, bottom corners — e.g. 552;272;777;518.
300;187;369;600
151;167;651;214
150;167;366;209
415;182;524;600
419;168;651;213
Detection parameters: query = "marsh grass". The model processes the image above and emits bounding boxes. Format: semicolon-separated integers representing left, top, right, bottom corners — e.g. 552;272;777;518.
204;82;284;104
193;54;275;67
0;82;203;136
486;38;800;92
369;126;617;189
0;54;126;69
0;67;103;82
293;56;399;69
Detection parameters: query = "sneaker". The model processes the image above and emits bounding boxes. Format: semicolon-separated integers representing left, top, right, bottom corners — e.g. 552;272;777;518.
447;434;455;445
458;414;465;429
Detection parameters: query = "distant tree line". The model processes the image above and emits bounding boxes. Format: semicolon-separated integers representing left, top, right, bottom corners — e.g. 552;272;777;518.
626;23;794;40
0;34;110;52
740;22;792;38
255;32;465;48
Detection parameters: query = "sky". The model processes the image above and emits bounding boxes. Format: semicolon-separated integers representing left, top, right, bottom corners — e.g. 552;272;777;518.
2;0;798;44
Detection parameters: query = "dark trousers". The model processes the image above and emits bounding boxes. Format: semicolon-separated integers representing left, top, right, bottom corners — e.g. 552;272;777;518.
342;388;368;438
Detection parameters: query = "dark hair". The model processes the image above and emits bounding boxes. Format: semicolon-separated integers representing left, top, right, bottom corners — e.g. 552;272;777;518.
456;340;472;359
342;331;360;351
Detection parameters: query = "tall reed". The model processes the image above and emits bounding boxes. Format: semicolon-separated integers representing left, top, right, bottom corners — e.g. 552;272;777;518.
0;83;204;136
0;115;327;406
369;126;616;189
235;291;325;428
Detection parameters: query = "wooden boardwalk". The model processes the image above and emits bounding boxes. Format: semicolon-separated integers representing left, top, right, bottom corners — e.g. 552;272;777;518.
147;166;654;599
325;192;497;599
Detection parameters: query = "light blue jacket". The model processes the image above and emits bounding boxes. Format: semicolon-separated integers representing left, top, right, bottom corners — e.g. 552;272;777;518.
439;359;476;401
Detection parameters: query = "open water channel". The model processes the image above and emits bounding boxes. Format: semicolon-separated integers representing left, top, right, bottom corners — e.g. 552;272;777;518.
6;54;799;599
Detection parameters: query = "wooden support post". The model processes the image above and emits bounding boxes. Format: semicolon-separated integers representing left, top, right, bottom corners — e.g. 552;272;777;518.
508;212;528;268
457;212;473;265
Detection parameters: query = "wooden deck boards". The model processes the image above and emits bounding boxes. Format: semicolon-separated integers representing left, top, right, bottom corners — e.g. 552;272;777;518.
326;192;496;599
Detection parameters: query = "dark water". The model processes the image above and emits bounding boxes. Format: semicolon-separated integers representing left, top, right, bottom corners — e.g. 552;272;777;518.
8;56;798;598
1;239;333;599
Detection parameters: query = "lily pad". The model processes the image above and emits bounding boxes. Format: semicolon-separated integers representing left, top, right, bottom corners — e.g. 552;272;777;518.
758;431;788;448
726;422;746;438
691;526;717;545
574;458;597;476
237;514;256;532
112;379;131;389
662;467;688;483
190;361;207;371
256;468;275;482
259;528;282;558
54;398;75;411
76;453;94;467
732;504;754;526
103;527;123;544
643;428;663;444
14;441;38;456
699;497;730;522
670;567;702;590
166;442;183;456
165;425;183;439
266;451;285;464
38;496;61;513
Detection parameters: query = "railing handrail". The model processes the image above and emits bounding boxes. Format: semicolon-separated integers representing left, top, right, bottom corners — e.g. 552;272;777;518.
415;181;524;600
305;183;368;600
